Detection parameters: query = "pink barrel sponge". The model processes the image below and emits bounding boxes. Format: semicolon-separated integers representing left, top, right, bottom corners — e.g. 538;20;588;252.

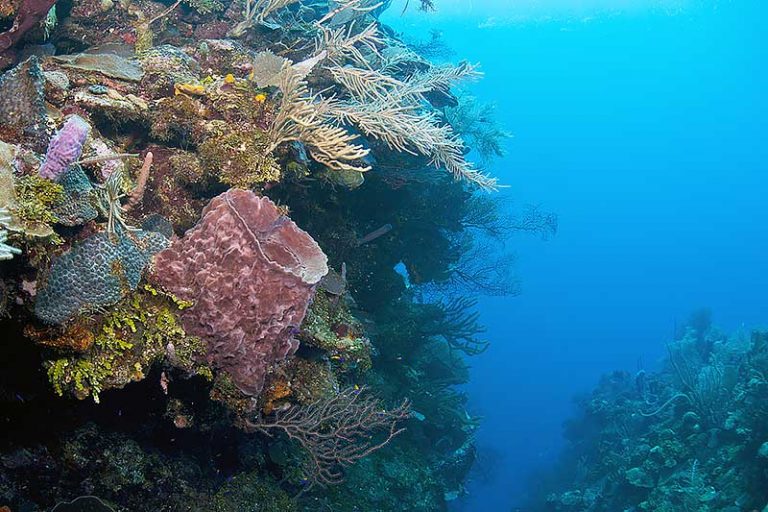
39;115;91;181
151;189;328;397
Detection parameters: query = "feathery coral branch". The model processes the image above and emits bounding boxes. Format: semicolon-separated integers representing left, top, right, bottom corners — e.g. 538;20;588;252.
327;66;407;102
268;62;371;173
246;387;410;488
316;21;383;67
230;0;301;37
327;99;497;189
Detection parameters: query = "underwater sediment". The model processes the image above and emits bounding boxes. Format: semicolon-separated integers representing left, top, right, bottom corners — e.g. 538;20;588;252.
0;0;533;510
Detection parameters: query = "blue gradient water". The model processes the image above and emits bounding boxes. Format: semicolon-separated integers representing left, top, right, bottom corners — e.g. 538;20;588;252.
384;1;767;509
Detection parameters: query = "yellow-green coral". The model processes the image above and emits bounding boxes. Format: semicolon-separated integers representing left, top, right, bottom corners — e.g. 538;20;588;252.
198;130;280;188
183;0;224;15
11;174;63;228
46;285;208;402
301;291;373;373
47;357;113;401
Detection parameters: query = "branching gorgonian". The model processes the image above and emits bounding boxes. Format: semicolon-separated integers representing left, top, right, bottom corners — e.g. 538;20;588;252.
229;0;302;36
322;74;497;189
268;61;371;173
315;21;383;67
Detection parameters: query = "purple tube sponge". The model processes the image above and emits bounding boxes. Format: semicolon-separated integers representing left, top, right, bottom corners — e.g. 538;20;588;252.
39;115;91;181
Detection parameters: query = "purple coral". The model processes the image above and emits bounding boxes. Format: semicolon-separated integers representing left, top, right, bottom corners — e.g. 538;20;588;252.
151;189;328;397
39;115;91;181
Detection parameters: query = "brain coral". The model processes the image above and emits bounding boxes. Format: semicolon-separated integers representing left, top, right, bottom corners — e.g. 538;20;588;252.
151;189;328;397
35;230;169;324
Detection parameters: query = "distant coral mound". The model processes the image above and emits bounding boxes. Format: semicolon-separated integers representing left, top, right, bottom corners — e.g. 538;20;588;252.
151;189;328;397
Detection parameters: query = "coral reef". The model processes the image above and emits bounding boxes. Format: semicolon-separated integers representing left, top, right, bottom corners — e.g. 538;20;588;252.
0;0;523;509
527;324;768;512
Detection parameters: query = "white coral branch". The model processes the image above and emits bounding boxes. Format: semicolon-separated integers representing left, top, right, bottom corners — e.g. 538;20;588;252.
0;209;21;261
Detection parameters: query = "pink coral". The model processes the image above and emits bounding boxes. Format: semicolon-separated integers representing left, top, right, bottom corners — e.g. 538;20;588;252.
151;189;328;397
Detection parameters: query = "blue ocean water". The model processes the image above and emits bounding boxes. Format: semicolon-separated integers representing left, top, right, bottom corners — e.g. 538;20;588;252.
384;1;768;509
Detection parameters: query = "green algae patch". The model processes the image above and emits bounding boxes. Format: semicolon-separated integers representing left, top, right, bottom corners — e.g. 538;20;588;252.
210;472;296;512
45;284;209;402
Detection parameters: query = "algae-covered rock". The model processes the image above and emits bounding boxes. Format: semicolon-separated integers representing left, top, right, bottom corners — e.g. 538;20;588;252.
140;45;202;97
51;52;144;82
72;89;147;120
190;38;255;76
626;467;654;488
0;56;48;150
210;471;296;512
